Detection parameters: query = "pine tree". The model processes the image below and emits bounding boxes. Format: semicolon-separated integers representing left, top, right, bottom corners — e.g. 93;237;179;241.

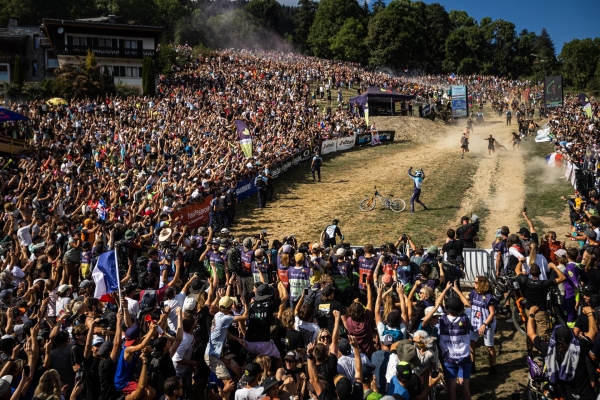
142;57;155;96
13;55;23;87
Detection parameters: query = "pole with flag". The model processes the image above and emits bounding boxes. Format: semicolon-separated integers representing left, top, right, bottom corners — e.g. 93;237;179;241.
364;102;369;125
92;250;122;307
234;119;253;158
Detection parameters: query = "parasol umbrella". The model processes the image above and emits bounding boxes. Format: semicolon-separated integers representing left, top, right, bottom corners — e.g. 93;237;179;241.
46;97;68;106
0;106;30;122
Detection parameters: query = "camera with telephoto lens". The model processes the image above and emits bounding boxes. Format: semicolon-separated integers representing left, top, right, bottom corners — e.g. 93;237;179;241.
401;234;408;242
298;246;309;254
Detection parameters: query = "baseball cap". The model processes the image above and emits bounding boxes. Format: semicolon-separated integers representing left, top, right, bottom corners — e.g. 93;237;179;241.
397;253;409;262
555;326;573;343
183;297;197;311
219;296;236;309
554;249;567;258
426;245;438;254
321;285;334;296
339;338;351;355
295;253;305;262
570;211;582;221
282;244;292;254
336;247;346;257
585;228;597;241
382;275;392;285
361;364;375;380
262;376;280;393
79;280;93;289
243;238;253;248
518;227;531;237
220;228;230;235
241;362;261;383
381;334;394;346
98;341;113;358
0;290;11;300
396;361;412;378
57;284;72;293
284;351;297;362
423;306;443;319
124;326;140;347
0;375;13;396
312;243;321;251
92;336;105;346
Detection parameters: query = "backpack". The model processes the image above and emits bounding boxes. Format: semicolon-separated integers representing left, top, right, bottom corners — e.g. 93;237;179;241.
381;324;404;343
226;247;241;273
148;355;165;399
138;289;157;318
313;156;322;167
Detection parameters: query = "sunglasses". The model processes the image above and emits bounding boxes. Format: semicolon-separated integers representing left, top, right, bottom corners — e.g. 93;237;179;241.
320;335;331;340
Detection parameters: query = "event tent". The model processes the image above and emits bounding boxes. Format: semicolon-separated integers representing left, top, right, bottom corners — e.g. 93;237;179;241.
350;86;415;116
0;107;29;122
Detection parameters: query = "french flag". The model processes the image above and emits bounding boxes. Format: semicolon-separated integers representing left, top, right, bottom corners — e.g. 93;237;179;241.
545;152;563;167
92;250;120;303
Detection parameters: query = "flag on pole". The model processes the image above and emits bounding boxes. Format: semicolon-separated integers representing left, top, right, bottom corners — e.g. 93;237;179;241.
92;250;120;303
578;93;590;106
364;102;369;125
234;119;253;158
545;152;563;167
584;103;593;118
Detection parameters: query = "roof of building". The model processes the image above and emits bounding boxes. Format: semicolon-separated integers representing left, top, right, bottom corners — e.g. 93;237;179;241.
42;18;163;32
0;28;28;42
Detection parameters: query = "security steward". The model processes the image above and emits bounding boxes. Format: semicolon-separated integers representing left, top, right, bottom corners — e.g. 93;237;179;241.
321;219;343;249
311;153;323;182
254;173;267;208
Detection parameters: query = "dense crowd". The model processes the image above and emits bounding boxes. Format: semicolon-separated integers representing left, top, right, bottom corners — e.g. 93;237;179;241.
1;49;600;400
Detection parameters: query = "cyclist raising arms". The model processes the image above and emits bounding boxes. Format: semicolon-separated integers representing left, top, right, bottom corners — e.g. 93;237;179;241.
407;167;428;213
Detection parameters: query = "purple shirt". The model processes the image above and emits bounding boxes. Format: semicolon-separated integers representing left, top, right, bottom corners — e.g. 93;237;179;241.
564;262;583;299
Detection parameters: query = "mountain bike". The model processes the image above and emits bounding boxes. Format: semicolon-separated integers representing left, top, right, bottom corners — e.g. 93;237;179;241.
359;186;406;213
493;273;565;336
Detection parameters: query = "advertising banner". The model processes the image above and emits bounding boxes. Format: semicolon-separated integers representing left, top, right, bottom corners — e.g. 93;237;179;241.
336;134;356;151
544;75;563;107
451;85;468;119
378;131;395;142
355;132;372;146
234;178;257;202
321;140;337;155
171;195;213;229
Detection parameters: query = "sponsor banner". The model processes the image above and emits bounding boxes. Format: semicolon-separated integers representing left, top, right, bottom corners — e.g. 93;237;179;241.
422;103;431;115
544;75;563;107
451;85;468;119
336;134;356;151
270;157;294;179
234;178;257;202
171;195;213;229
321;140;337;155
355;132;372;146
378;131;395;142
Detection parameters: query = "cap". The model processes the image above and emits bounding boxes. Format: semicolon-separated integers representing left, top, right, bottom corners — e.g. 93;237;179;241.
554;249;567;258
555;326;572;343
321;285;334;297
336;247;346;257
98;341;113;358
183;297;197;311
397;253;409;262
0;375;13;396
57;284;72;293
361;364;375;380
124;326;141;347
518;227;531;237
446;250;458;263
282;244;292;254
220;228;230;235
254;284;273;301
262;376;280;392
92;336;105;346
241;362;261;383
0;290;11;300
284;351;297;362
124;230;137;240
295;253;305;262
382;275;392;285
243;238;253;248
426;245;438;254
585;228;597;241
571;211;582;221
339;338;351;355
381;334;394;346
79;280;93;289
396;361;412;378
444;297;464;315
423;306;443;319
219;296;236;309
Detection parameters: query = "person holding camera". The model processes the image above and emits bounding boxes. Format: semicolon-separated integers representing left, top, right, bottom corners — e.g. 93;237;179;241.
456;216;479;249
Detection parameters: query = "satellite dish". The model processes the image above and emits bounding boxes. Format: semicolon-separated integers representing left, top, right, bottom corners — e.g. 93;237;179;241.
57;27;64;34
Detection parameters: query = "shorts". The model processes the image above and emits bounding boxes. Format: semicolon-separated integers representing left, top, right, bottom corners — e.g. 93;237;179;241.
95;161;102;169
526;308;551;339
244;340;281;358
204;354;231;380
469;324;495;347
120;381;138;395
443;361;472;380
461;145;469;150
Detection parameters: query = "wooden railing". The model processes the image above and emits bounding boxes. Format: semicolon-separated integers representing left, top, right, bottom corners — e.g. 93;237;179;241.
0;135;28;154
55;45;155;59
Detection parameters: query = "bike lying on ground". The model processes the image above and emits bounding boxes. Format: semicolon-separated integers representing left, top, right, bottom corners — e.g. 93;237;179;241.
359;186;406;213
493;272;565;336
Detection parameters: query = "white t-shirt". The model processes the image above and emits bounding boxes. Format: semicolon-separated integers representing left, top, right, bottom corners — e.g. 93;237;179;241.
164;292;186;332
126;297;140;320
56;296;72;316
172;331;194;378
234;386;264;400
294;315;319;344
525;254;550;280
17;225;32;247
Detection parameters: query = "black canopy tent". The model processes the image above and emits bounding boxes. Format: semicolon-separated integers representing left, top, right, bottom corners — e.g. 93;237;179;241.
350;86;415;116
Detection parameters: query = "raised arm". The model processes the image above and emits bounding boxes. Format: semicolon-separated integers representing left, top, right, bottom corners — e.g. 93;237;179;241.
348;335;362;383
110;310;124;362
366;281;374;312
306;342;323;395
522;210;536;234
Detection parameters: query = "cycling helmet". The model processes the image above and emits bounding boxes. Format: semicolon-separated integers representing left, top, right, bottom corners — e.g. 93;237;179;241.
415;170;423;177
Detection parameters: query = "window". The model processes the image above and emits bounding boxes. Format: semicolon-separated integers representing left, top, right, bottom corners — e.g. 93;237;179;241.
124;40;137;49
101;65;112;75
98;38;112;48
0;64;8;82
113;66;126;77
34;35;40;49
32;61;38;76
126;67;138;78
72;36;86;46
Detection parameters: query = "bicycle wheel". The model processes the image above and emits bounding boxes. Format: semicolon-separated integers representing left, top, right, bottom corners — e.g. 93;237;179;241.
359;197;376;211
512;302;527;336
389;198;406;212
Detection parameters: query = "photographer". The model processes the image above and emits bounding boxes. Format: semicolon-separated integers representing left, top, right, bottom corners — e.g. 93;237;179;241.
456;216;479;249
440;250;465;292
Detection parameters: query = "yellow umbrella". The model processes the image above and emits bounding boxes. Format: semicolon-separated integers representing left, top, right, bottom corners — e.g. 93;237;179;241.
46;98;68;106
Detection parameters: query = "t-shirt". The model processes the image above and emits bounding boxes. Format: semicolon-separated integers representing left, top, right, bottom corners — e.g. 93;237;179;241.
533;335;595;400
442;240;464;258
173;331;194;378
50;346;75;387
515;275;557;311
184;249;203;274
82;355;101;400
294;315;320;345
316;353;338;387
316;300;344;331
234;386;264;400
370;350;391;393
164;292;186;332
246;299;281;342
98;357;117;400
206;312;234;357
346;309;376;358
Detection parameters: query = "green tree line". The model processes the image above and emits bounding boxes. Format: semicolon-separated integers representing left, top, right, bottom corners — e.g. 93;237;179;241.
1;0;599;90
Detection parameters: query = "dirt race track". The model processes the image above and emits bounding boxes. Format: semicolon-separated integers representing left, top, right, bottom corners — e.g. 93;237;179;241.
230;108;571;399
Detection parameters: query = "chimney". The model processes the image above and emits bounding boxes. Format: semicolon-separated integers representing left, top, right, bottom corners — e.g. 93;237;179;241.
108;15;116;24
8;17;18;27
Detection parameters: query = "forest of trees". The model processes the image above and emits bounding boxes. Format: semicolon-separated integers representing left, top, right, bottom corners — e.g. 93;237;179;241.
1;0;600;90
